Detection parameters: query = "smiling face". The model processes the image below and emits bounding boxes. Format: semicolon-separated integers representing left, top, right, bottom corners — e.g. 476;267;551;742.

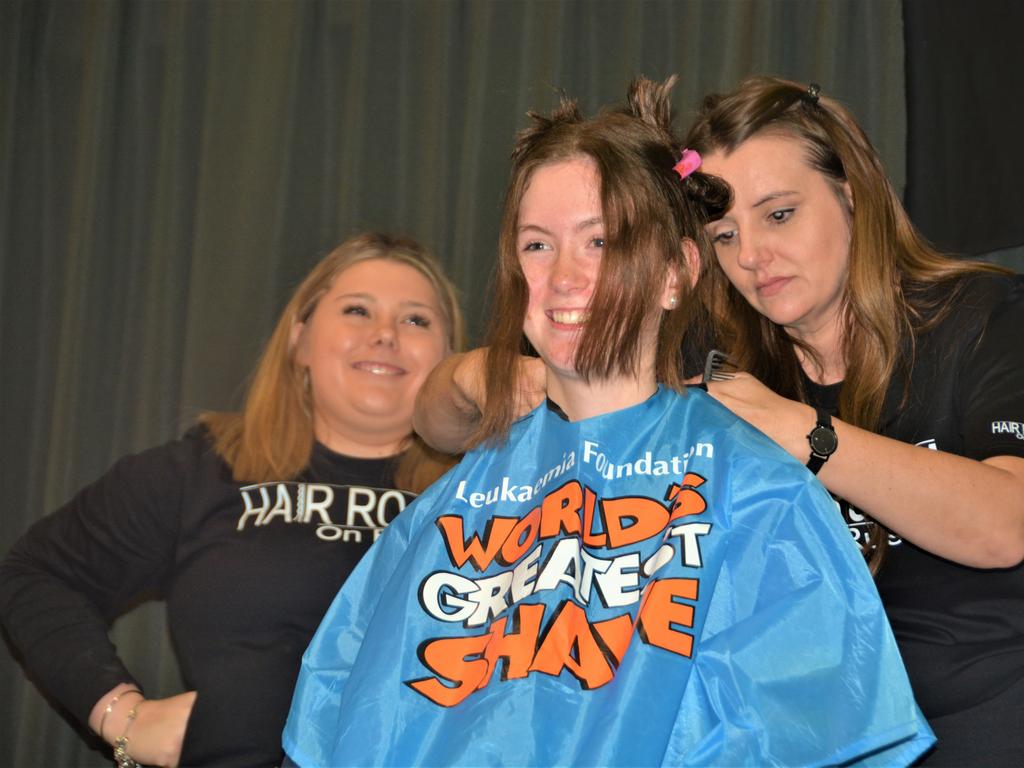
516;156;676;409
292;258;448;456
517;157;606;383
702;133;853;351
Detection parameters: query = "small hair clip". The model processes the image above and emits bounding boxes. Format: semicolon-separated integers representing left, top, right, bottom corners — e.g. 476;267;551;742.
804;83;821;106
673;148;702;181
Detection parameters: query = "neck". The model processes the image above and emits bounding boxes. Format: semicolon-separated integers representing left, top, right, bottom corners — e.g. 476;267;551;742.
312;414;410;458
789;316;846;385
547;369;658;422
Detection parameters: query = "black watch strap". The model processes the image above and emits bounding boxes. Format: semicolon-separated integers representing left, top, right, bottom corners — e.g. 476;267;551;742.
806;407;838;475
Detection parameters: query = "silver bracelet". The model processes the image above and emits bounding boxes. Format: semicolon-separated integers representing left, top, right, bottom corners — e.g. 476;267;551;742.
113;704;140;768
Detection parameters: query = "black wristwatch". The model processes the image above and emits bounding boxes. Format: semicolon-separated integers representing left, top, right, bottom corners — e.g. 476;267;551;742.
806;407;838;475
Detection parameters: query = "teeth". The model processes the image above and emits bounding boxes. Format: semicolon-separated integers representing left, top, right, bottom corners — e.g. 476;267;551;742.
551;309;589;324
357;363;402;375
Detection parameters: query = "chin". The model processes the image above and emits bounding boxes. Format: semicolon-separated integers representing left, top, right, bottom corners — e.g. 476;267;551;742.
758;302;806;329
352;395;408;419
541;358;584;385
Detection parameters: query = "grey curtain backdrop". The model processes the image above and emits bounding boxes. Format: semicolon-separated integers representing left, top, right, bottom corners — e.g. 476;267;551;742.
1;0;910;764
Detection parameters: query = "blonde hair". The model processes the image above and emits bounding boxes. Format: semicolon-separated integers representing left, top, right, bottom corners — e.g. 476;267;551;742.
201;232;464;492
474;76;729;445
685;75;1009;570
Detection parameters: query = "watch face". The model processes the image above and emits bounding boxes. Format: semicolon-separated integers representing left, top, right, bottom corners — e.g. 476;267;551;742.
809;425;838;455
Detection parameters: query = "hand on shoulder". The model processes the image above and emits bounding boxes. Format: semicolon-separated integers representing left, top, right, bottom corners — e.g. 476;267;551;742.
690;371;814;462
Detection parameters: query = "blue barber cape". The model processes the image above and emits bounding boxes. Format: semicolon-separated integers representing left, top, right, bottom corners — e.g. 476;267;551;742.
283;387;933;767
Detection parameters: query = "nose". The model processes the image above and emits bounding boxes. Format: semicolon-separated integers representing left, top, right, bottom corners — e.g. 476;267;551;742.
549;249;589;294
370;317;397;347
736;234;770;271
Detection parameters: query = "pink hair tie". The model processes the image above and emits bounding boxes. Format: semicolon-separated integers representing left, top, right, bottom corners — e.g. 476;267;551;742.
673;148;702;180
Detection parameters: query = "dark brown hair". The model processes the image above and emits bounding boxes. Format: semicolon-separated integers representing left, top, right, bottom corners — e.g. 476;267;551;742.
685;75;1008;571
475;76;729;444
202;232;464;492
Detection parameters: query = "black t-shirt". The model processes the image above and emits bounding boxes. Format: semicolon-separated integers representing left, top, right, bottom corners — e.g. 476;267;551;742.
804;273;1024;720
0;426;417;766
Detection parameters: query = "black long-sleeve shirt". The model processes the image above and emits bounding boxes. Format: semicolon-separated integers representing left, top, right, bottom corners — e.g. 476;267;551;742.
809;274;1024;764
0;426;416;766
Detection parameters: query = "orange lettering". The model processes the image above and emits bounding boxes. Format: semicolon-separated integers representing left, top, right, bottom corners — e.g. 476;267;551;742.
637;578;698;658
582;485;608;547
601;496;669;548
591;612;634;667
499;507;541;565
407;634;491;707
436;515;519;571
529;601;616;689
666;473;707;521
481;603;545;684
540;481;583;539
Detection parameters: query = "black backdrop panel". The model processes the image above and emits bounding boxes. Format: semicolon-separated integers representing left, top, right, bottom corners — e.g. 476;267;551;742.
904;0;1024;256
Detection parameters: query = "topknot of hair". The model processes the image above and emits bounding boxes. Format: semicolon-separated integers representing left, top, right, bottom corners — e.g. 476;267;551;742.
626;75;678;137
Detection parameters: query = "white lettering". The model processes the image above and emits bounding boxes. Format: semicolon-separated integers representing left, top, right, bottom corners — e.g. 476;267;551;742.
592;552;640;607
991;421;1024;439
262;484;293;525
346;487;377;528
303;484;334;524
420;572;480;623
376;489;406;527
535;538;584;603
509;545;542;602
667;522;713;567
237;486;271;530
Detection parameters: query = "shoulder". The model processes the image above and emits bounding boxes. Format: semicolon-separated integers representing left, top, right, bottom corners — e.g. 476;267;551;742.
102;424;228;491
673;387;817;481
675;391;842;543
158;423;221;467
926;271;1022;326
906;271;1022;361
953;270;1022;310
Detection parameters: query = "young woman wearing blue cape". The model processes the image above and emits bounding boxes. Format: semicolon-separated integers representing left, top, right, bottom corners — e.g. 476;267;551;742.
282;77;934;767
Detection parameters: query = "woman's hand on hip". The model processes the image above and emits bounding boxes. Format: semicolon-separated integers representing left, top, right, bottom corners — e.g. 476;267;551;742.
93;687;197;768
126;691;197;767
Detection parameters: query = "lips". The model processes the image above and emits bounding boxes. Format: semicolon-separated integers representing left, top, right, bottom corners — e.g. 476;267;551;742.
755;276;792;298
351;361;407;376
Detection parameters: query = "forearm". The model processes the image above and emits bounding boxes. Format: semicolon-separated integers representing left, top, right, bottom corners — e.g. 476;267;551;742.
89;683;145;743
811;419;1024;568
703;377;1024;568
0;544;140;725
413;353;483;453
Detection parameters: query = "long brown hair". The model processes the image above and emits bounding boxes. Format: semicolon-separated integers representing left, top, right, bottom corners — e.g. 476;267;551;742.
475;76;729;445
685;75;1008;570
201;232;464;492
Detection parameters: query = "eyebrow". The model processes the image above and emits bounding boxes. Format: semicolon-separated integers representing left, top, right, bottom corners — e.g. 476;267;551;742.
751;190;799;209
518;217;604;235
331;293;438;311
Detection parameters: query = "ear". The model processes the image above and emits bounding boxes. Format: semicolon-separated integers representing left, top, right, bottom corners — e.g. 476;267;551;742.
659;258;682;311
290;320;309;366
678;238;701;290
841;181;854;213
